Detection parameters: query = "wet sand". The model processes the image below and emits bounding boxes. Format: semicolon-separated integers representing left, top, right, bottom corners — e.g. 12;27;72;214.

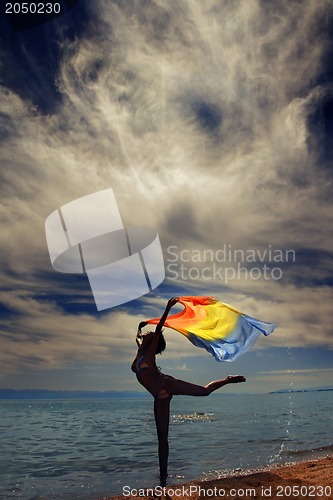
105;456;333;499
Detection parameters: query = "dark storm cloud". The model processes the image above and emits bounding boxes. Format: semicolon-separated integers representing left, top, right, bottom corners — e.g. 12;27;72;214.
0;0;88;113
306;87;333;174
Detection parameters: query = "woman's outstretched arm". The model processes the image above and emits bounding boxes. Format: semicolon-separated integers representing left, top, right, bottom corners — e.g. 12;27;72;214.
135;297;178;350
136;321;148;347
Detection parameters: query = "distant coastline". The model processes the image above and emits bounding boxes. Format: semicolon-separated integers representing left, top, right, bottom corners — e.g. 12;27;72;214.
270;387;333;394
0;388;150;399
1;386;332;399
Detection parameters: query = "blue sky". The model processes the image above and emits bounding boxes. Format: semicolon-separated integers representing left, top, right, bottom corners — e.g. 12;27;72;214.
0;0;332;394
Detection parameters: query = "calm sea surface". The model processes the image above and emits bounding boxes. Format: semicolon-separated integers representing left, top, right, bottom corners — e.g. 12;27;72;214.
0;391;332;499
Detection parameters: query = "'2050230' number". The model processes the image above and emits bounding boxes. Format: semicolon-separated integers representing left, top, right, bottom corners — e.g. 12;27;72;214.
5;3;61;14
276;485;332;497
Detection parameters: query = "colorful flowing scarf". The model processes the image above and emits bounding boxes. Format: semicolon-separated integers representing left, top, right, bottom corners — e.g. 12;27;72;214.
146;296;276;362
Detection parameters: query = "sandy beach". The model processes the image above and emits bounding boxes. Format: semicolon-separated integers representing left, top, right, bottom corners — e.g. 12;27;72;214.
105;456;333;499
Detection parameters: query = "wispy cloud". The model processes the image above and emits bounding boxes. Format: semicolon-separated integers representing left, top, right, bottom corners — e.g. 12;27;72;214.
254;367;333;388
0;0;332;385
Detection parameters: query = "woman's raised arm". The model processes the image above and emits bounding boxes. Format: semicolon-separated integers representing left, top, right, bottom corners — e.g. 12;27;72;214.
155;297;179;335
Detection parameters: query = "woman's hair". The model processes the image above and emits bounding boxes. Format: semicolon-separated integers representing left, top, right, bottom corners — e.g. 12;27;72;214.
156;331;166;355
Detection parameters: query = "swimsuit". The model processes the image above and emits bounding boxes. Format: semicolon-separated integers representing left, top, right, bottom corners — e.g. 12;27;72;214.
131;354;149;373
131;355;171;399
156;387;170;399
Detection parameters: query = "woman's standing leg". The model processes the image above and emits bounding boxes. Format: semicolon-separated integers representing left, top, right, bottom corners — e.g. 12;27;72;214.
154;396;172;485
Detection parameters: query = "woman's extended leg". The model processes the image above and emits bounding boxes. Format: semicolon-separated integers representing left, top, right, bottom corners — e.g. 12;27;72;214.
154;396;172;485
164;375;246;396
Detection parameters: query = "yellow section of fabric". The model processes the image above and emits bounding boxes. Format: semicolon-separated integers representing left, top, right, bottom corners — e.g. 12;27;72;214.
162;297;241;340
188;302;239;340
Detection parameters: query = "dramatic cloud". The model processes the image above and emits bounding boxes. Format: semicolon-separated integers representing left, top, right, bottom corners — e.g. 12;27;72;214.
0;0;332;388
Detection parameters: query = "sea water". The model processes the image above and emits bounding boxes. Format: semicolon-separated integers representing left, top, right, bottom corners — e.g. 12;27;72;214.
0;391;332;499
